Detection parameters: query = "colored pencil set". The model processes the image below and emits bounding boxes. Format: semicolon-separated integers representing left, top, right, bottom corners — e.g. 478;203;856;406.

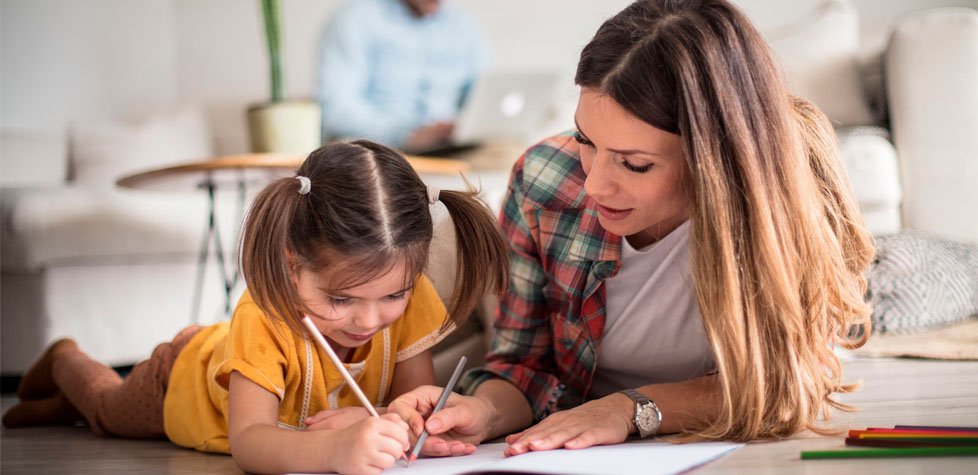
801;425;978;459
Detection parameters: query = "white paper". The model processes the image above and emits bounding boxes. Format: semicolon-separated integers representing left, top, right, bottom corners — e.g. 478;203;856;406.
379;439;742;475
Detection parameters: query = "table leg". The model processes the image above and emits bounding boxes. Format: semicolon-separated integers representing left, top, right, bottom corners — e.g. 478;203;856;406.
190;177;216;324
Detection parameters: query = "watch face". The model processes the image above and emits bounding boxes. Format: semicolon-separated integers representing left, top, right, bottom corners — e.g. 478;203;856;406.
637;404;659;432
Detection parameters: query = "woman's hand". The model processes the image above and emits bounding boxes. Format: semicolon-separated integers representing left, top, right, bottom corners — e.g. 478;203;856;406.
303;406;378;431
387;385;493;456
503;393;633;456
325;413;410;475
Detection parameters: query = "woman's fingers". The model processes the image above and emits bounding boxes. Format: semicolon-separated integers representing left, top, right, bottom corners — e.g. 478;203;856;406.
419;435;477;457
424;397;474;435
564;429;602;449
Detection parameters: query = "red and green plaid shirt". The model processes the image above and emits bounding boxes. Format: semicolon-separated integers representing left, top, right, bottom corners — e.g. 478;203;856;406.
460;131;625;422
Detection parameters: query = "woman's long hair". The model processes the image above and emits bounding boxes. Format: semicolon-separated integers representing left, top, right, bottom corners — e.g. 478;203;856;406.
576;0;874;440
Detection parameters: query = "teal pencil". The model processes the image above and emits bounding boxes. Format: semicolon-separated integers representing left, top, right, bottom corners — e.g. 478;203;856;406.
801;446;978;459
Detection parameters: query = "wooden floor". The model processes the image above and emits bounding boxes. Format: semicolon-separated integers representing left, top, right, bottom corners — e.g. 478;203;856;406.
2;356;977;474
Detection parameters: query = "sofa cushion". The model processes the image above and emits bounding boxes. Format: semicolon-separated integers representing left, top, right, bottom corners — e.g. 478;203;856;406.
886;7;978;245
69;106;213;189
0;132;68;188
766;0;875;126
836;126;902;235
0;187;207;271
867;230;978;334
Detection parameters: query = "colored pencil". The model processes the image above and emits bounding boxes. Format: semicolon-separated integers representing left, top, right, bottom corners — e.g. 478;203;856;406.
867;427;978;434
895;425;978;432
850;429;978;437
407;355;468;464
865;427;978;435
845;437;978;448
301;316;408;461
801;446;978;459
856;434;978;441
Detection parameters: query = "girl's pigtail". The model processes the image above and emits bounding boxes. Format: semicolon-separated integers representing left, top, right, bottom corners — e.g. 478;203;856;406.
437;188;510;330
239;177;306;334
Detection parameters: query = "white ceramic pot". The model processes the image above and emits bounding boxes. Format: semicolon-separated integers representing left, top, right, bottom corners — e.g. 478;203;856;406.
247;100;321;155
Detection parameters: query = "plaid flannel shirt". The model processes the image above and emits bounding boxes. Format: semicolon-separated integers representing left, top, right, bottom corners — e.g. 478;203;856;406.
460;131;624;422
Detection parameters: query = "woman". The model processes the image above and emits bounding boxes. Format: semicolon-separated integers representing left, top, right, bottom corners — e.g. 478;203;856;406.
391;0;873;455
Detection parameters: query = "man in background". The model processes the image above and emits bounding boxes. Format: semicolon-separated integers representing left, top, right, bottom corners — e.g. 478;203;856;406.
318;0;489;153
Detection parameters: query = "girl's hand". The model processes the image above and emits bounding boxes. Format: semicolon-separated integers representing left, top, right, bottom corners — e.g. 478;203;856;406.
326;413;410;474
304;407;378;431
387;385;489;456
502;394;632;457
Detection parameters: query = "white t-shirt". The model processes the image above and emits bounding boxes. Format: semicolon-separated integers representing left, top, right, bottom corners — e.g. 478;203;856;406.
588;221;716;399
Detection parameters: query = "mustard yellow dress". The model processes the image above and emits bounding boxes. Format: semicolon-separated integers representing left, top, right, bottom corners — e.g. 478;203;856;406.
162;275;448;454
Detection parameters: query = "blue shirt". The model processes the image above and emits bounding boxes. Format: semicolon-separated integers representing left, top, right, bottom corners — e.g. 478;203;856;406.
317;0;490;148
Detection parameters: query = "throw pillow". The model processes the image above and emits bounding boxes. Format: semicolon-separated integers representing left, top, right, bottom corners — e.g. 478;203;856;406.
766;0;875;126
68;107;213;188
835;126;901;235
867;230;978;334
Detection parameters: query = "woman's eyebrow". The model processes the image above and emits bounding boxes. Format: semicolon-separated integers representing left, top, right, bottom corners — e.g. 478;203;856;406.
609;147;661;158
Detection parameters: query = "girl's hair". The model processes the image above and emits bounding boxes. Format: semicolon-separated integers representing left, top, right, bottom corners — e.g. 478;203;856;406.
239;140;509;336
576;0;874;441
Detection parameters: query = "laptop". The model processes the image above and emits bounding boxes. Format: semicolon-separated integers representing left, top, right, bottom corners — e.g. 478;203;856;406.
414;71;563;156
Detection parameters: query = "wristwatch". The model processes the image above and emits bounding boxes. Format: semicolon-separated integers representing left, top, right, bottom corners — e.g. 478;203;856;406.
618;388;662;438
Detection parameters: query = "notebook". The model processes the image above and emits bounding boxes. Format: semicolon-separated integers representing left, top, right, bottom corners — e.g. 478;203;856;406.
304;440;743;475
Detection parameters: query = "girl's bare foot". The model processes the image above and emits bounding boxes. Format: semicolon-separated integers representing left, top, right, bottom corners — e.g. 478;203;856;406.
16;338;79;400
2;392;82;428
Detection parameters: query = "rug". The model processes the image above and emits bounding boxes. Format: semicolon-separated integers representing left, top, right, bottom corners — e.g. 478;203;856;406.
852;318;978;360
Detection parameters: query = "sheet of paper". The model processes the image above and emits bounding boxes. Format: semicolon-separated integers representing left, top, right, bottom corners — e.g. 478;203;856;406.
378;439;743;475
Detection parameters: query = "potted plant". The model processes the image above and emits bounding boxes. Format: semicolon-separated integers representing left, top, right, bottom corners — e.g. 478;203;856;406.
247;0;321;154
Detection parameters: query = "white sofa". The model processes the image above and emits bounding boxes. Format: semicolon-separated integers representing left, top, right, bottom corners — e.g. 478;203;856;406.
764;2;977;244
1;109;234;375
2;1;976;381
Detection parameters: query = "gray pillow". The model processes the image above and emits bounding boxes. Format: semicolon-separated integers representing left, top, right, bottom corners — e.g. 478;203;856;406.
867;230;978;334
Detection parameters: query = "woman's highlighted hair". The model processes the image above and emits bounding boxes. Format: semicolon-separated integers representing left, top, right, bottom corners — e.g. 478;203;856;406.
577;0;874;440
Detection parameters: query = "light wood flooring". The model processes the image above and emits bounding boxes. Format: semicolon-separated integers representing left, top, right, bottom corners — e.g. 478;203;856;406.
2;356;977;474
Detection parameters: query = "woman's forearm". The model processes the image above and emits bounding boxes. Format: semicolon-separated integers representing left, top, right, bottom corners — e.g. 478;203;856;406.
472;378;535;440
637;373;722;435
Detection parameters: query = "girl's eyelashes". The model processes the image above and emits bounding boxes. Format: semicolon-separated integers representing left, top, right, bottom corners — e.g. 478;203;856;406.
386;291;408;301
325;292;407;305
573;130;594;147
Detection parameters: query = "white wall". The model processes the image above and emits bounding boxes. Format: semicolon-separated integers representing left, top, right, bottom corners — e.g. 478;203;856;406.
2;0;976;153
0;0;178;134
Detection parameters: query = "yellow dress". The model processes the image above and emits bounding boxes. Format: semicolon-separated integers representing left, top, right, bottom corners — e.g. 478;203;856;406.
162;275;448;454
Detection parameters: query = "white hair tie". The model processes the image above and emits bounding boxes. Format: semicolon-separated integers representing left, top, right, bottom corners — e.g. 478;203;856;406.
296;176;311;195
426;185;441;204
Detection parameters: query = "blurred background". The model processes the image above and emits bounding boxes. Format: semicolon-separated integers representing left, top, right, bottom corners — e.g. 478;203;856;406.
2;0;974;154
2;0;976;381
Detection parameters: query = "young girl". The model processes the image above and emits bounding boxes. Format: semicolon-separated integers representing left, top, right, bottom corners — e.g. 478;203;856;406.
3;139;509;474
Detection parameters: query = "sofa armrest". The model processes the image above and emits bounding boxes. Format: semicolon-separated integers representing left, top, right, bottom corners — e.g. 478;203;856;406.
885;7;978;244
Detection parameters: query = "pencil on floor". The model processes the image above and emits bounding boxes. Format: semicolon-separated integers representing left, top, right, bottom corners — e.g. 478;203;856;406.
845;437;978;448
895;425;978;432
801;446;978;459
